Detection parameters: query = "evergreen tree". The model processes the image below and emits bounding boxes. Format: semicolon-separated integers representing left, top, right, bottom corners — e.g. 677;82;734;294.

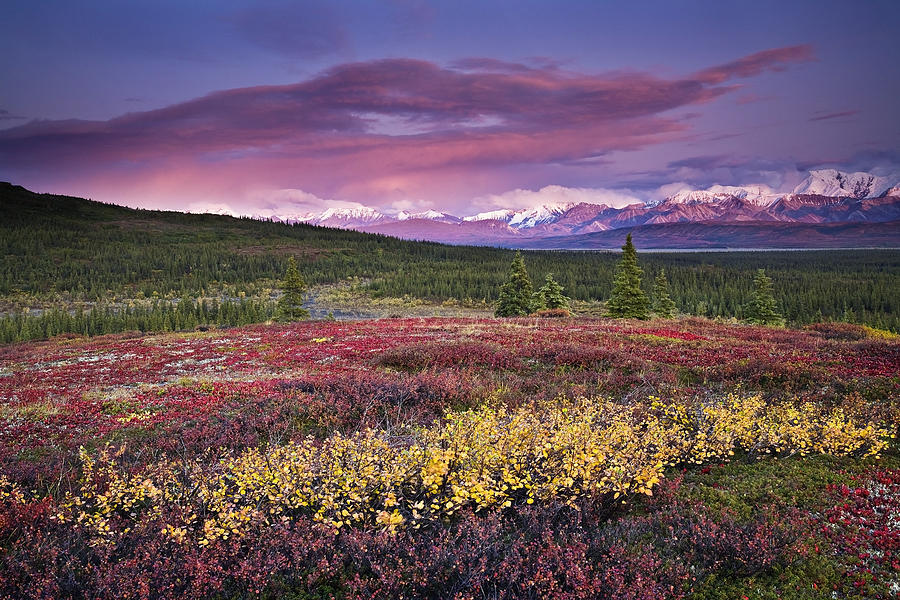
277;256;309;321
651;269;677;318
745;269;783;326
842;304;856;323
607;233;650;319
495;252;535;317
534;274;571;311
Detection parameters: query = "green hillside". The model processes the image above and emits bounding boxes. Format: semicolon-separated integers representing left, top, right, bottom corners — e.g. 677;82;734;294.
1;182;899;341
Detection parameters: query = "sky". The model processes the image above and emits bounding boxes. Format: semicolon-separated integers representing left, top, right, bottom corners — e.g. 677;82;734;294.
1;0;898;217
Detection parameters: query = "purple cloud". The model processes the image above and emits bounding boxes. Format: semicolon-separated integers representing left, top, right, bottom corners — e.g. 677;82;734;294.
693;45;814;83
0;46;815;208
809;110;859;122
0;109;26;121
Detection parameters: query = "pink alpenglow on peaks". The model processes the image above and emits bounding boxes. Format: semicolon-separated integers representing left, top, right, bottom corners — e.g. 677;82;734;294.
1;1;897;226
266;169;900;247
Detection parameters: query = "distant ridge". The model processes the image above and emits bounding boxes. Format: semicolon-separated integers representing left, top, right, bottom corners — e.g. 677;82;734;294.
273;169;900;247
4;174;898;250
508;220;900;250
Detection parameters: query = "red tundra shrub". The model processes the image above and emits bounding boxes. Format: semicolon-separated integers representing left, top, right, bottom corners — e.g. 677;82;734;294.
0;316;897;598
375;340;522;371
820;469;900;597
805;322;870;341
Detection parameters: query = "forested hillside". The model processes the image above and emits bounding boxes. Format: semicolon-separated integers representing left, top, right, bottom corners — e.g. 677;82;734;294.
2;182;899;341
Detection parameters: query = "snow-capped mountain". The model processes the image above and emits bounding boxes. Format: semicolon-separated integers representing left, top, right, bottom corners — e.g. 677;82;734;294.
276;169;899;247
507;203;578;228
396;210;461;224
463;209;516;223
462;203;587;228
661;184;779;207
792;169;894;199
301;206;390;229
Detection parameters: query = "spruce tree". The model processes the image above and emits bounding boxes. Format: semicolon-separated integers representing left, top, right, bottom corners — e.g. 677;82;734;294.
534;274;571;311
277;256;309;321
495;251;535;317
745;269;783;326
606;233;650;319
651;269;677;319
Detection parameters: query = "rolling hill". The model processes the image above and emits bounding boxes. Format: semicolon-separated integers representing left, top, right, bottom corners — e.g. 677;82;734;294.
3;181;900;337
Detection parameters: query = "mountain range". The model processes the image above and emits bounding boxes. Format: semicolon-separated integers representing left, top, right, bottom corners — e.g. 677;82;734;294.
275;169;900;248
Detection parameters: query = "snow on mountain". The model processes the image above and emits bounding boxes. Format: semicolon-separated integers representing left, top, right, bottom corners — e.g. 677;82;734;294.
318;207;384;221
266;168;898;247
507;203;578;228
463;203;582;228
661;184;778;207
396;210;461;223
792;169;894;199
302;206;390;228
463;209;516;223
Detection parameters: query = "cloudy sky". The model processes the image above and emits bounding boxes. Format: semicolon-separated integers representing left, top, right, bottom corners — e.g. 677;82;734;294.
1;0;898;216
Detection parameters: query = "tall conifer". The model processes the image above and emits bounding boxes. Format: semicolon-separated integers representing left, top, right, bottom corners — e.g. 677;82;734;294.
534;274;571;311
495;252;535;317
607;233;650;319
651;269;677;318
277;256;309;321
745;269;783;326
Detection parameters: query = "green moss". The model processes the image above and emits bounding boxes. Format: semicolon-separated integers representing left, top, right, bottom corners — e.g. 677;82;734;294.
690;554;845;600
677;443;900;599
676;448;899;520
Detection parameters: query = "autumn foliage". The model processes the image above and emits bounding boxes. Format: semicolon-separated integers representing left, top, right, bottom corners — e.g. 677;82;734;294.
0;316;898;598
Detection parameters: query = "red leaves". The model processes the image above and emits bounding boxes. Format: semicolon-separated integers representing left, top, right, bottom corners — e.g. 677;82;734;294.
1;315;897;486
0;316;898;597
820;469;900;596
632;328;707;342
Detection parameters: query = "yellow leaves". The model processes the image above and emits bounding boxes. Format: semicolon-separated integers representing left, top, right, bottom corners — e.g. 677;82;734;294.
162;525;188;544
50;392;894;547
421;452;451;488
375;509;405;533
0;475;26;505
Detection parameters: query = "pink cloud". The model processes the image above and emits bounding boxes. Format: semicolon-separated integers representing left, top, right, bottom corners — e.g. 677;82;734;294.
693;45;813;84
0;47;814;211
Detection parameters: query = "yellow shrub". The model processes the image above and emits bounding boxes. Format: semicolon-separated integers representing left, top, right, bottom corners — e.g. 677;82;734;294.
55;393;892;545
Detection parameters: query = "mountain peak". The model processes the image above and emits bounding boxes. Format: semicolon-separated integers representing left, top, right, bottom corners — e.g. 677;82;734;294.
660;184;778;207
793;169;893;199
396;209;461;223
302;206;389;228
463;209;516;223
507;202;578;228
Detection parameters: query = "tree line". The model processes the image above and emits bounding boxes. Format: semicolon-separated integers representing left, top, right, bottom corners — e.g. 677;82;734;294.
2;183;899;341
0;299;274;344
494;234;783;325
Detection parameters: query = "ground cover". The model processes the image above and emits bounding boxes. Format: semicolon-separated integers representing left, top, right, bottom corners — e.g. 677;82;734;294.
0;317;898;599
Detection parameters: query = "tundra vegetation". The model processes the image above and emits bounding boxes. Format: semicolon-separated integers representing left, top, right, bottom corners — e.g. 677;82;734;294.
0;316;898;598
